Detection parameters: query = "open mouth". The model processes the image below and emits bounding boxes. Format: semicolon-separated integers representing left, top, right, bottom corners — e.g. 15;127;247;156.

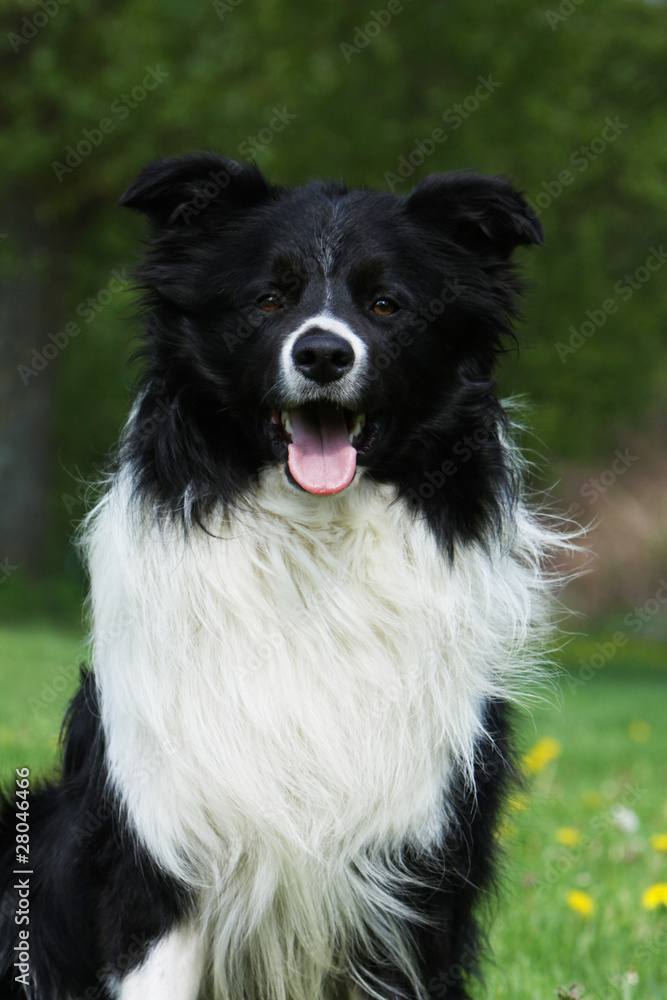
267;403;379;495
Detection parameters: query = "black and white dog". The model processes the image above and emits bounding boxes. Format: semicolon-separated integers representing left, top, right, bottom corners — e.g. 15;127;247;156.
1;156;566;999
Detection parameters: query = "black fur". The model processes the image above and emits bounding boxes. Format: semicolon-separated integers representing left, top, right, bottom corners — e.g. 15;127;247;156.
355;700;514;1000
0;674;190;999
0;688;512;1000
119;155;541;550
1;155;543;998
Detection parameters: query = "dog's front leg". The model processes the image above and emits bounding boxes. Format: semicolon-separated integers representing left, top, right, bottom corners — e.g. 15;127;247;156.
117;922;205;1000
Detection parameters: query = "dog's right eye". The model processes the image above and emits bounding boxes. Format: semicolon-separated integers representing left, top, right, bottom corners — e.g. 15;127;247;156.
372;298;399;316
258;294;283;312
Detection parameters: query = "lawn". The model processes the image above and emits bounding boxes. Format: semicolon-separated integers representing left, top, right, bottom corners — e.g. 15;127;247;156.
472;660;667;1000
0;623;665;999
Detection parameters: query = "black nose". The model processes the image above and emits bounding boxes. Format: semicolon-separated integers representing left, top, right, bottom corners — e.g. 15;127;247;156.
292;331;355;384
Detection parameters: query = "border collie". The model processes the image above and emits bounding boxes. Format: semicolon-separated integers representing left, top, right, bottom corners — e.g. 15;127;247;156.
1;155;568;999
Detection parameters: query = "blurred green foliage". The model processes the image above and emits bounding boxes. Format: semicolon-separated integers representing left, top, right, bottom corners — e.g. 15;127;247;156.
1;0;666;577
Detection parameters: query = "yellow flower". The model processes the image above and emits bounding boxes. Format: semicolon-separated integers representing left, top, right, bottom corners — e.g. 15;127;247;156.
496;820;518;840
557;827;583;847
523;737;562;775
649;834;667;852
642;883;667;910
628;720;650;743
566;890;596;917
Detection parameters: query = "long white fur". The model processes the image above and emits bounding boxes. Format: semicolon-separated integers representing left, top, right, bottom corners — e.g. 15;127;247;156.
116;923;205;1000
82;451;566;1000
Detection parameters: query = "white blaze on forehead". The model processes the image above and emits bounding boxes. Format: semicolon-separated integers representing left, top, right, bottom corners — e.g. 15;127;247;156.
279;313;368;400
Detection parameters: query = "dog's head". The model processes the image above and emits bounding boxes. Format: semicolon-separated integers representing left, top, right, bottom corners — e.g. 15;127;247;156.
120;154;542;537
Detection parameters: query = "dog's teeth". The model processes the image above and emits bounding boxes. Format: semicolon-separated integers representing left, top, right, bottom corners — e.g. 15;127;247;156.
349;413;365;444
281;410;293;436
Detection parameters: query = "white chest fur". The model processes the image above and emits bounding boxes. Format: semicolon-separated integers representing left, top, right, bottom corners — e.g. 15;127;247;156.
84;467;553;999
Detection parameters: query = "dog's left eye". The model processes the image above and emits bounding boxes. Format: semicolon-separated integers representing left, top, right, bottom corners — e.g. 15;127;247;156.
258;294;283;312
372;298;398;316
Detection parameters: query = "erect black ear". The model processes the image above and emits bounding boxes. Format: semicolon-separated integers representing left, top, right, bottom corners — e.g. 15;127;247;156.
406;172;544;255
118;153;275;227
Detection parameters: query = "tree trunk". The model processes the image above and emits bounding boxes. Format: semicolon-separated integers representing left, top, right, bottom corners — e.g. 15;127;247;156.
0;201;67;576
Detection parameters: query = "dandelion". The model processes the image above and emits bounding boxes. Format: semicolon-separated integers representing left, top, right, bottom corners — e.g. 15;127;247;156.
496;820;518;840
557;827;583;847
581;790;604;809
566;889;596;917
642;883;667;910
628;720;650;742
523;737;561;775
649;834;667;852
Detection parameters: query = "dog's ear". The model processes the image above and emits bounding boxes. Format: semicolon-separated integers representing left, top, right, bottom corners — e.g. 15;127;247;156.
406;172;544;255
119;154;275;227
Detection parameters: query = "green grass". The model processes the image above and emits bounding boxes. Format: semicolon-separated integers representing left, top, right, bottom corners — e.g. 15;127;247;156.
472;669;667;1000
0;626;88;780
0;623;665;999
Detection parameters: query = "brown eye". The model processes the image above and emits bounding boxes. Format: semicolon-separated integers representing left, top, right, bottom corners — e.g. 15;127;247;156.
258;294;282;312
372;298;398;316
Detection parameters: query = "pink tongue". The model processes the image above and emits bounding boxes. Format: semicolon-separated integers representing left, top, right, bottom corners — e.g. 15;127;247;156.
287;405;357;495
